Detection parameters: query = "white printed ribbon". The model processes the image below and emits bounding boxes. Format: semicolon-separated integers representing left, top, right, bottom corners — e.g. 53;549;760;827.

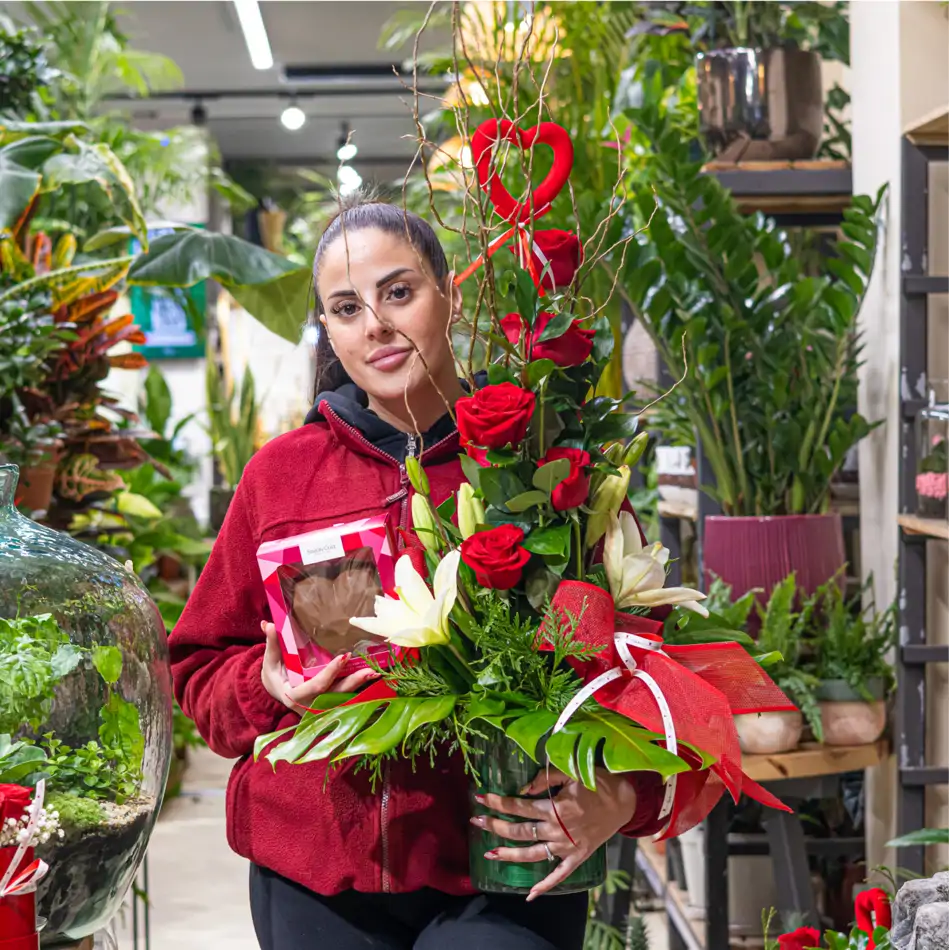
0;779;50;898
553;633;679;828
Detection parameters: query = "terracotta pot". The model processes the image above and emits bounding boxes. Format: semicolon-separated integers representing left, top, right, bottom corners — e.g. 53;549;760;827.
158;554;183;582
13;442;63;513
817;678;887;746
734;709;803;754
703;514;846;620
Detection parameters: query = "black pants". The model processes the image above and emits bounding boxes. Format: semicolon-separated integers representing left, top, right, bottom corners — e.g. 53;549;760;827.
249;864;589;950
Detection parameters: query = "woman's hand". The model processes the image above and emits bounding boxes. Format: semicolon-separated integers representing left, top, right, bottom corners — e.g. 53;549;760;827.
260;621;379;713
471;768;638;901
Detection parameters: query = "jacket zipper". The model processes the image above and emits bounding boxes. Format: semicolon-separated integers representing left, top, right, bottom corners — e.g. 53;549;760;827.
382;432;415;893
322;408;456;893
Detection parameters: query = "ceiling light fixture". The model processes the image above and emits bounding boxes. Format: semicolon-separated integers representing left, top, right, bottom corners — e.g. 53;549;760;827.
337;164;362;196
233;0;274;71
280;101;306;131
337;122;358;162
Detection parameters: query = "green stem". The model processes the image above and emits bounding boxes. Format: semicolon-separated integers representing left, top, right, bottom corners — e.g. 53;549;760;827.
573;518;584;581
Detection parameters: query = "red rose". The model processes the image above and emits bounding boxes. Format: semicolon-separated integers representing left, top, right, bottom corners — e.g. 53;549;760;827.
778;927;821;950
456;383;536;464
510;229;583;290
461;525;531;590
0;784;33;827
541;447;591;511
500;312;595;368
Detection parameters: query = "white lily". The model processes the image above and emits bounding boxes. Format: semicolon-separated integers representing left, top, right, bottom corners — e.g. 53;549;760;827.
604;511;708;616
350;550;460;648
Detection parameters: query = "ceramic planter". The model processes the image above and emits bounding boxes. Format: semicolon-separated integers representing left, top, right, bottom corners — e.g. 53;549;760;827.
734;709;803;755
817;678;887;746
13;441;63;514
703;515;846;623
695;47;823;161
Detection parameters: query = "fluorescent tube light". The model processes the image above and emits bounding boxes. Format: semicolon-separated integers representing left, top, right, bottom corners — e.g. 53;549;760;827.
234;0;273;71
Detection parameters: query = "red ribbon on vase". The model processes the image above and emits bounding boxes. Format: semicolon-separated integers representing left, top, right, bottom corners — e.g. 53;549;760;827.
544;582;797;838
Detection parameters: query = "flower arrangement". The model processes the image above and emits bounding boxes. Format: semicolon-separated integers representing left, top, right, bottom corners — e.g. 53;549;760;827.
917;433;948;519
0;785;62;849
257;117;794;894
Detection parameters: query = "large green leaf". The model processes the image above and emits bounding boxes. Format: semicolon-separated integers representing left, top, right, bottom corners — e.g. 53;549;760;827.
299;702;382;763
337;701;414;759
506;709;558;760
128;231;311;344
0;149;40;232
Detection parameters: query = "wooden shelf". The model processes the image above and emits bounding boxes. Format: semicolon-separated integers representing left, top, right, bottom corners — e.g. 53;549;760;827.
898;514;949;540
904;104;949;146
658;498;699;522
741;740;889;783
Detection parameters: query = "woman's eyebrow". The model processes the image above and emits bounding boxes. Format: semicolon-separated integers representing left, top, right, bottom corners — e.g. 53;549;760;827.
327;267;415;300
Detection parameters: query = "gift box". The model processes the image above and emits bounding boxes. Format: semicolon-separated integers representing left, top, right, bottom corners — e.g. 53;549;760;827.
257;516;400;686
0;846;39;949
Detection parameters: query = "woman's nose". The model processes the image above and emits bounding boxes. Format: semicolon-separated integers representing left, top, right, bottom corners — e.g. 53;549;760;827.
364;304;394;339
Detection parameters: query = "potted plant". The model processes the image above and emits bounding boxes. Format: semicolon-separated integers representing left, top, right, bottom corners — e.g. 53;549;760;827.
704;574;819;753
624;102;883;604
915;393;948;520
811;576;895;747
205;357;259;533
639;1;850;161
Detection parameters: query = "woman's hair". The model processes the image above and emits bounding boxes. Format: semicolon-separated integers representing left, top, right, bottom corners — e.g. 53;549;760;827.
310;191;449;398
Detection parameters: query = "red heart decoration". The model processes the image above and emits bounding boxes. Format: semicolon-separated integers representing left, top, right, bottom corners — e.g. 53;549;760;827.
470;119;574;224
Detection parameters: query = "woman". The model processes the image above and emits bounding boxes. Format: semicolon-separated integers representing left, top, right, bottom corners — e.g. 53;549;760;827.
170;196;669;950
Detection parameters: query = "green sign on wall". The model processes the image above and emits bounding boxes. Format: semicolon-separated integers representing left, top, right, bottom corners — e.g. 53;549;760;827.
130;227;205;360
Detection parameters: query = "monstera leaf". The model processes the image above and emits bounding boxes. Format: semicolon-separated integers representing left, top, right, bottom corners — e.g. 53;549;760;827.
127;230;311;344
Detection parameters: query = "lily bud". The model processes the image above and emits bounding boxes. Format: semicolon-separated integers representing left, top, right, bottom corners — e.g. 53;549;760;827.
405;456;430;496
623;432;649;468
585;464;630;550
411;493;440;552
604;442;625;466
457;482;485;540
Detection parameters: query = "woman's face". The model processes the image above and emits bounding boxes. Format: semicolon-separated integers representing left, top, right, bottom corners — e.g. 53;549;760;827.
317;227;460;406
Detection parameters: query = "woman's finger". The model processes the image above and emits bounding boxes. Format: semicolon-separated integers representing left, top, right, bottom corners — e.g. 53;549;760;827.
477;793;548;821
471;816;556;843
485;843;552;864
526;850;584;902
286;654;350;703
521;768;570;796
334;667;382;693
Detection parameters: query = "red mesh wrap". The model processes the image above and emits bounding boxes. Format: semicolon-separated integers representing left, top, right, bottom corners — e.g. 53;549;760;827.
545;581;793;835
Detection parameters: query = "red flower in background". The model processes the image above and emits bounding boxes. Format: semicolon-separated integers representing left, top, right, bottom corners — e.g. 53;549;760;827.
777;927;821;950
0;784;32;826
501;312;594;368
461;525;531;590
541;447;591;511
509;229;583;290
855;888;892;950
456;383;536;465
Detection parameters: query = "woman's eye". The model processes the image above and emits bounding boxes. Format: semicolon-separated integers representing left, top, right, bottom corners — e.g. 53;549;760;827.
387;283;411;302
333;302;360;318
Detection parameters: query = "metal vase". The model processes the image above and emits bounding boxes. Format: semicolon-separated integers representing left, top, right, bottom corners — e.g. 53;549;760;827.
695;47;824;161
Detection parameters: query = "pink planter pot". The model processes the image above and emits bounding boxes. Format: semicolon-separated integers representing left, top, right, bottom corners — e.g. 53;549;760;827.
704;514;846;603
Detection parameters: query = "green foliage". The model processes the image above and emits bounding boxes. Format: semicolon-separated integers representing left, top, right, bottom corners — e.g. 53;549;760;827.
205;358;259;489
44;791;106;831
0;607;143;802
920;436;948;475
886;828;949;848
172;700;205;755
625;99;883;515
0;20;58;115
812;573;896;698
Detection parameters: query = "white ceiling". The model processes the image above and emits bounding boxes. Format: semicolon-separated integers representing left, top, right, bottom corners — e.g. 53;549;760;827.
19;1;451;175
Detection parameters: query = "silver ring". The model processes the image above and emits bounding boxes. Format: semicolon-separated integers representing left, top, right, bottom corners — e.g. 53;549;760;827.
543;843;555;863
531;822;539;842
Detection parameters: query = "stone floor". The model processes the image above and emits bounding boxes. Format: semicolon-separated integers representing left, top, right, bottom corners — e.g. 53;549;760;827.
112;746;668;950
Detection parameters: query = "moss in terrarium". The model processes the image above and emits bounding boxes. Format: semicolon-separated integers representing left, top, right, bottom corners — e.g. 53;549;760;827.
45;792;106;831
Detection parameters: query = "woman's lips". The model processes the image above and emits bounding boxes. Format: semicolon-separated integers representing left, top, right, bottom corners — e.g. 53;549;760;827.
367;347;413;372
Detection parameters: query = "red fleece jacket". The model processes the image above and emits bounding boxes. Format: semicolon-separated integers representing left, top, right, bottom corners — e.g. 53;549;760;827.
169;408;671;896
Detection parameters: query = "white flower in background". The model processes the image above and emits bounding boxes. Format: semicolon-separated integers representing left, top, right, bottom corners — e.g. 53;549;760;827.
350;550;460;648
604;511;708;616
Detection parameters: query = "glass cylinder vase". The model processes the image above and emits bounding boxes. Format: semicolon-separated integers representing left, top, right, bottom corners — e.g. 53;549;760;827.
0;464;172;945
468;730;606;895
915;388;949;520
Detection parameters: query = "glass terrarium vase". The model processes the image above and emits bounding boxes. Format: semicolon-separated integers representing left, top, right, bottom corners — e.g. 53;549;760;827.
0;465;172;945
469;730;606;895
915;390;949;520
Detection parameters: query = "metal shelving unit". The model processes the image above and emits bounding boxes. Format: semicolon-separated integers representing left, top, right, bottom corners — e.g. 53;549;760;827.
895;106;950;876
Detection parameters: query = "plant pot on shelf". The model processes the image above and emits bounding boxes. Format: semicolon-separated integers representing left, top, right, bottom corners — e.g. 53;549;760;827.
734;709;803;755
817;678;887;746
695;47;823;161
13;441;63;514
209;486;235;534
704;515;846;615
